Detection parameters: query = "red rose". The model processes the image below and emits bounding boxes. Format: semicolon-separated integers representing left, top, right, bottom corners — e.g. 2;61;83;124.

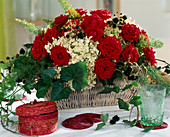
32;40;47;61
121;43;139;63
120;23;141;42
43;26;61;45
75;8;87;16
97;36;123;61
81;14;106;30
141;29;149;41
93;57;115;81
50;45;71;66
84;26;104;41
54;14;69;27
90;9;111;20
143;47;157;66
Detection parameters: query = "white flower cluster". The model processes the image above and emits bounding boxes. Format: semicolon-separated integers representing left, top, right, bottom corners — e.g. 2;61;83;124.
45;35;99;90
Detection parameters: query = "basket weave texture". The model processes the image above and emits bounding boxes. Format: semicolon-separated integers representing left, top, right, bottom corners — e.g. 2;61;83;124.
46;80;139;110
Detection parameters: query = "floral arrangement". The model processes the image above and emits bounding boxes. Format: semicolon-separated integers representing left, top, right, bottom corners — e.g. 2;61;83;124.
0;0;170;132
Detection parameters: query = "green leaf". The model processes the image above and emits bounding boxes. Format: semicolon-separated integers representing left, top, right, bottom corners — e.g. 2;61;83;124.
131;81;139;87
117;98;129;111
123;119;137;127
61;62;88;91
23;43;33;49
97;86;120;94
41;68;56;83
95;123;106;131
23;84;33;94
0;107;7;113
101;114;109;124
122;82;139;91
35;81;51;98
50;81;72;101
129;96;142;107
6;97;16;106
142;127;154;132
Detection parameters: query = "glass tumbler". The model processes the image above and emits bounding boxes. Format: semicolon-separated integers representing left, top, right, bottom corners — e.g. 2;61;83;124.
139;84;166;126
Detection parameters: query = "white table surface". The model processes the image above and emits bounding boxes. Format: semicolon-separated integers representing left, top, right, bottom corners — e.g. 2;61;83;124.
0;95;170;137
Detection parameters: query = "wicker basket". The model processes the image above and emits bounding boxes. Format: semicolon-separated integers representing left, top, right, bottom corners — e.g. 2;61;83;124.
45;79;139;110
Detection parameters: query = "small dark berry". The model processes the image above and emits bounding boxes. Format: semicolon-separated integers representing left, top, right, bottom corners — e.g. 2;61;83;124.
78;32;84;39
120;13;123;15
66;35;69;38
112;18;119;24
110;119;116;125
118;26;122;29
107;21;111;24
128;75;138;80
76;25;79;29
124;67;132;76
7;66;11;71
6;56;10;60
11;57;14;60
0;61;4;64
63;28;67;32
113;24;117;28
112;115;120;122
19;48;25;54
16;54;19;58
123;15;127;20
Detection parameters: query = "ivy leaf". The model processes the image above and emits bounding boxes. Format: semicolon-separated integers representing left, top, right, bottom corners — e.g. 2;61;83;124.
61;62;88;91
23;43;33;49
122;81;139;91
165;68;170;74
41;68;56;83
95;123;106;131
101;113;109;124
35;81;51;98
97;86;120;94
50;81;72;101
123;119;137;127
117;98;129;111
129;96;142;107
23;84;33;94
142;127;154;132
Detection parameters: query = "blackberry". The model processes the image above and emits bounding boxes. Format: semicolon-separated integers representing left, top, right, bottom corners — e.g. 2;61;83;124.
113;24;117;28
66;35;69;38
6;56;10;60
128;75;138;80
107;21;112;24
112;115;120;122
63;28;67;32
124;67;132;76
112;18;119;24
123;15;127;20
76;25;79;29
19;48;25;54
78;32;84;39
110;119;116;125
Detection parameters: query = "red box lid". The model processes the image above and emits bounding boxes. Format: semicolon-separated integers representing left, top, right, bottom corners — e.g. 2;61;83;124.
16;100;57;116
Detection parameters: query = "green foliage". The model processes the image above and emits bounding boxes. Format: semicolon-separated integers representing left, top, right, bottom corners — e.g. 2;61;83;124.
61;62;88;91
15;18;41;35
122;81;139;91
146;65;170;88
96;114;108;130
42;18;53;24
101;114;109;124
41;68;56;84
96;123;106;131
97;86;120;94
117;98;129;111
129;96;142;107
142;127;154;132
58;0;72;10
149;36;164;49
50;81;72;101
123;119;137;127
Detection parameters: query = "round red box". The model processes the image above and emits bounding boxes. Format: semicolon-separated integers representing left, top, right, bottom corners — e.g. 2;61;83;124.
16;100;58;135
